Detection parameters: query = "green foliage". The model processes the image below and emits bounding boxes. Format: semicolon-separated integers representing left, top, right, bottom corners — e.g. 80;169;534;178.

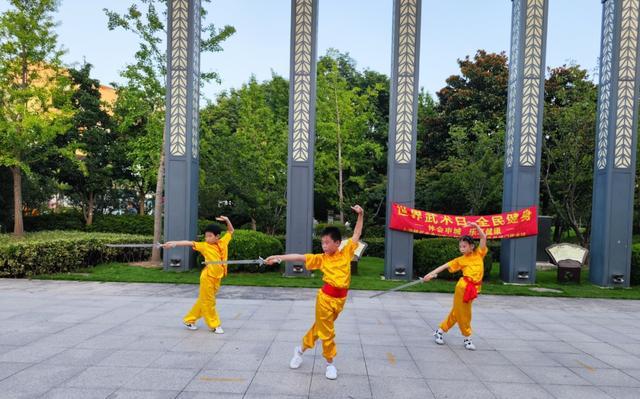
224;230;283;272
420;50;509;169
541;65;597;247
23;211;85;231
199;76;288;233
0;231;152;277
413;238;493;281
363;237;385;258
104;0;235;219
54;63;117;225
23;212;225;236
0;0;73;234
314;51;385;222
631;244;640;286
0;229;283;277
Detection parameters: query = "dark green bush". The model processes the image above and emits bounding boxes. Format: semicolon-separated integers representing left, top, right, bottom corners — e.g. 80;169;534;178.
413;238;493;281
193;230;283;273
23;211;84;231
631;243;640;286
0;231;153;278
24;212;223;236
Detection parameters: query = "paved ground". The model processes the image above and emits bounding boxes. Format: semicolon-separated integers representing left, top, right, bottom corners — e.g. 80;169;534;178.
0;279;639;399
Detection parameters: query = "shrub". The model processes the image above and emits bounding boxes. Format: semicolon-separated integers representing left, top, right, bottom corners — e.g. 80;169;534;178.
631;243;640;286
0;231;153;278
413;238;493;281
193;230;283;273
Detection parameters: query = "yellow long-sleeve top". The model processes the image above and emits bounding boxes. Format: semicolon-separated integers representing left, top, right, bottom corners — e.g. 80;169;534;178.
447;246;488;292
304;239;358;289
192;232;233;278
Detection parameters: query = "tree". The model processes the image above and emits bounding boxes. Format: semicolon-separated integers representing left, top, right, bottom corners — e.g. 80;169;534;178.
0;0;72;235
415;50;508;216
314;51;384;223
541;65;597;246
199;75;289;234
55;64;116;225
423;50;509;168
105;0;234;261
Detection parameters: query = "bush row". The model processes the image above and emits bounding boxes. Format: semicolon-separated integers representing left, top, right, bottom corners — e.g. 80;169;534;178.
23;212;225;236
0;229;284;277
0;231;152;278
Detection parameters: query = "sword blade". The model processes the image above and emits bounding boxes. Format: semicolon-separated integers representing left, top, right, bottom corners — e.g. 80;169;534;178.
369;279;423;298
105;243;162;248
203;257;265;266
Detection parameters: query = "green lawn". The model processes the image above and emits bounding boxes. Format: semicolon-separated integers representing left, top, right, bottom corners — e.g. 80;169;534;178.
33;257;640;300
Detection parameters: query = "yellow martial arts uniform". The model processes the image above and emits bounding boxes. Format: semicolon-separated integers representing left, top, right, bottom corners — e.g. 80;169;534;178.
439;246;487;337
301;239;358;362
183;232;232;329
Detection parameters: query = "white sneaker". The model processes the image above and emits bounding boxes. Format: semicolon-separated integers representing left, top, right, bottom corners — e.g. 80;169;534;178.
325;363;338;380
464;337;476;351
433;329;444;345
289;346;303;369
211;327;224;334
183;322;197;330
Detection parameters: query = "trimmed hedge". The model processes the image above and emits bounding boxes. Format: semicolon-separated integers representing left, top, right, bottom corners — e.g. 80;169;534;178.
1;229;285;277
631;243;640;286
0;231;153;278
413;238;493;281
23;212;224;236
224;230;283;273
23;211;85;231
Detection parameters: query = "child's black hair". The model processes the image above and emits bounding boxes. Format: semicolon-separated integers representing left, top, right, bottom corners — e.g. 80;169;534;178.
459;235;476;247
320;226;342;242
204;224;222;236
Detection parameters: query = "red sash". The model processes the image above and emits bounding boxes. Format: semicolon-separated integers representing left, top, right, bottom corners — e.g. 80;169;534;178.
321;283;348;298
462;276;482;303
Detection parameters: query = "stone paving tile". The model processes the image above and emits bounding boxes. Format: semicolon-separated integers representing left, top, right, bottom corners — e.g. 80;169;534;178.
1;279;640;398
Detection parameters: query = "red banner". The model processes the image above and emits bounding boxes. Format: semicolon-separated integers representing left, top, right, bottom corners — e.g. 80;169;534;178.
389;203;538;239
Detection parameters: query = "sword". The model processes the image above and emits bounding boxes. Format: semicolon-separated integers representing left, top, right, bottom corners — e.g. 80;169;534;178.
369;278;424;298
203;257;267;266
105;243;163;248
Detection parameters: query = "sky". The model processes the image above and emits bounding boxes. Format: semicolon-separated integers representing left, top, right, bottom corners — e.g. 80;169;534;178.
0;0;603;102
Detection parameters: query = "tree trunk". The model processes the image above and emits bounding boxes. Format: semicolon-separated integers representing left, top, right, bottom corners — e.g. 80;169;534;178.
553;217;562;243
251;217;257;231
86;192;95;226
11;167;24;236
151;135;165;263
333;80;344;224
138;190;146;215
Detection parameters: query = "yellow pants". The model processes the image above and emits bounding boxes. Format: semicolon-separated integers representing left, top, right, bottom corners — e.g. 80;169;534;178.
439;279;473;337
302;290;346;361
183;271;221;329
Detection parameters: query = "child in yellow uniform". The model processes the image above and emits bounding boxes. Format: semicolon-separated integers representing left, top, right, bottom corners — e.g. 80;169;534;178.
266;205;364;380
422;222;487;350
163;216;234;334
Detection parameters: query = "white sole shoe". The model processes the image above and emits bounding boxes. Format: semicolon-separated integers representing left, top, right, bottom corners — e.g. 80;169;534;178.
290;346;303;369
211;327;224;334
433;330;444;345
464;338;476;350
325;364;338;380
184;322;197;330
